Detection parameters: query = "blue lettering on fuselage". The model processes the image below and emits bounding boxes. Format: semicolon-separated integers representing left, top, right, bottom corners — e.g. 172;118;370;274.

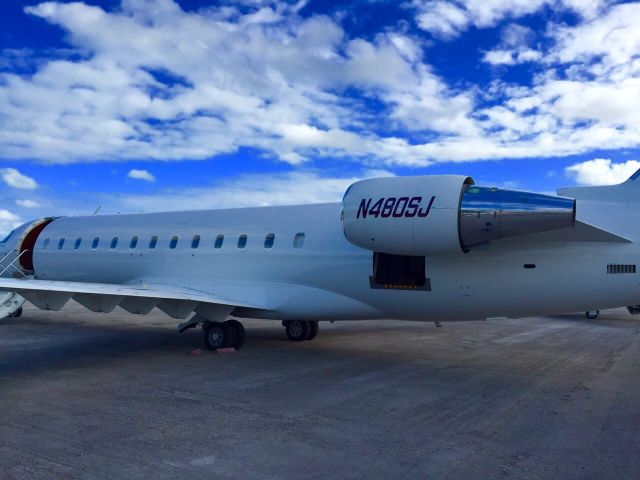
356;196;436;219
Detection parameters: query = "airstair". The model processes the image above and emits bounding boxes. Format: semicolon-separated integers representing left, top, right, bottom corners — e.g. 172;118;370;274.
0;249;28;319
0;249;31;279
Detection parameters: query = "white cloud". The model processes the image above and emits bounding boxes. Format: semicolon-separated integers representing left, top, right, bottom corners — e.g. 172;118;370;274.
15;199;41;208
0;0;637;171
101;170;394;213
565;158;640;186
482;23;541;65
414;1;469;39
0;209;22;237
1;168;38;190
412;0;606;39
0;0;471;166
483;48;541;65
0;209;20;222
550;2;640;69
127;169;156;182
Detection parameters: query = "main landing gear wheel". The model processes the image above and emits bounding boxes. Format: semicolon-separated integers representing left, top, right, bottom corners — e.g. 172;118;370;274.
283;320;319;342
285;320;310;342
10;307;22;318
306;321;319;341
203;320;246;351
204;322;230;350
227;319;246;349
585;310;600;320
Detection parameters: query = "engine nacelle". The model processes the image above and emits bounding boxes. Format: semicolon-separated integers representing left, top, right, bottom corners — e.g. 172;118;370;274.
342;175;576;256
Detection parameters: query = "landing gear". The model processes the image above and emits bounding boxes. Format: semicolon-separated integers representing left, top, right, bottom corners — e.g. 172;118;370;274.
283;320;319;342
585;310;600;320
226;319;246;349
10;307;22;318
307;321;319;341
203;320;246;351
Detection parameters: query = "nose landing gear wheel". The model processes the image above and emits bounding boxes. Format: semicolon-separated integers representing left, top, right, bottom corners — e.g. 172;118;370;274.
585;310;600;320
285;320;310;341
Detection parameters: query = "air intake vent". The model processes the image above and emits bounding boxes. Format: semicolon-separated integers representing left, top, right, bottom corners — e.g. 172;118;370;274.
607;264;636;274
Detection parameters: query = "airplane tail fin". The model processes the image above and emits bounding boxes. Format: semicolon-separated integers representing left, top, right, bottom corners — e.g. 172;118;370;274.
626;168;640;183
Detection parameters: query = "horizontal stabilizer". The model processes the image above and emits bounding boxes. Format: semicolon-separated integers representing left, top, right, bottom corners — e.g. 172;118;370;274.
525;220;632;244
573;221;632;243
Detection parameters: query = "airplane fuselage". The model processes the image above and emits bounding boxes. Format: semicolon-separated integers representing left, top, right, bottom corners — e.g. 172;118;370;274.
3;199;639;323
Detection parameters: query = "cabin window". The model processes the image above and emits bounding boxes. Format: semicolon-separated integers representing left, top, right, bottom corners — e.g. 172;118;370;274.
215;235;224;249
57;238;65;249
149;236;158;249
43;238;50;249
293;233;305;248
130;236;138;249
92;237;99;250
74;238;82;250
264;233;275;249
192;235;201;249
110;237;118;249
238;234;247;249
170;236;179;249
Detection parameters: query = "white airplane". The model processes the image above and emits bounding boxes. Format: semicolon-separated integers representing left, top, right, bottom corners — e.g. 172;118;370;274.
0;173;638;350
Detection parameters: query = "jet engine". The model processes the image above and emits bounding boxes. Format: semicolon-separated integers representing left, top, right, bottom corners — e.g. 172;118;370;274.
341;175;576;256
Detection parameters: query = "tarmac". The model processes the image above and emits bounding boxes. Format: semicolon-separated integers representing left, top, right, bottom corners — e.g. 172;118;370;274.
1;303;639;480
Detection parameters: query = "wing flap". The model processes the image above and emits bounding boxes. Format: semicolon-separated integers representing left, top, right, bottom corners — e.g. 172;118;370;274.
20;290;73;311
0;278;266;318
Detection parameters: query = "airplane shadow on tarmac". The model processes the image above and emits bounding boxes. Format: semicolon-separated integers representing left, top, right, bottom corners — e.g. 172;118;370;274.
0;312;460;378
3;307;636;378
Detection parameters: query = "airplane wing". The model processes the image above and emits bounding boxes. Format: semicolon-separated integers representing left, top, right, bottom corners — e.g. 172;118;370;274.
0;277;267;320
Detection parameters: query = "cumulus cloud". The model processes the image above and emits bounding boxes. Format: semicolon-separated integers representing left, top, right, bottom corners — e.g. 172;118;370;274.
565;158;640;186
412;0;607;39
483;48;542;65
472;2;640;163
1;168;37;189
0;0;638;170
15;199;41;208
101;170;394;213
127;169;155;182
0;209;21;237
483;24;541;65
0;0;473;167
550;2;640;69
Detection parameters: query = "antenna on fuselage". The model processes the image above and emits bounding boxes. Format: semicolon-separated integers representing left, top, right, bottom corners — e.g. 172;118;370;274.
92;206;102;215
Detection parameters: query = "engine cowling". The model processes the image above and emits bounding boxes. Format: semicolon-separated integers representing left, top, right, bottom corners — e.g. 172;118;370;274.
341;175;576;256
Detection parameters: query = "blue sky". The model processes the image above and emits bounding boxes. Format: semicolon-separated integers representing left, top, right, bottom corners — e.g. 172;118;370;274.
1;0;640;233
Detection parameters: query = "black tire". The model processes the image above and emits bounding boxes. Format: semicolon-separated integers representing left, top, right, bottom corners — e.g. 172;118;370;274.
227;319;245;349
204;321;232;350
285;320;309;342
585;310;599;320
10;307;22;318
306;321;319;341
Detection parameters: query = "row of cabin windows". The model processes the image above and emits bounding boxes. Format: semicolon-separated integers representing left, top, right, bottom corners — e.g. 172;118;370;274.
42;233;305;251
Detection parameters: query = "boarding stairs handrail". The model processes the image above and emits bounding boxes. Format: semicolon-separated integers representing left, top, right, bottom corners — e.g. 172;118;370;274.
0;250;15;266
0;249;30;278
